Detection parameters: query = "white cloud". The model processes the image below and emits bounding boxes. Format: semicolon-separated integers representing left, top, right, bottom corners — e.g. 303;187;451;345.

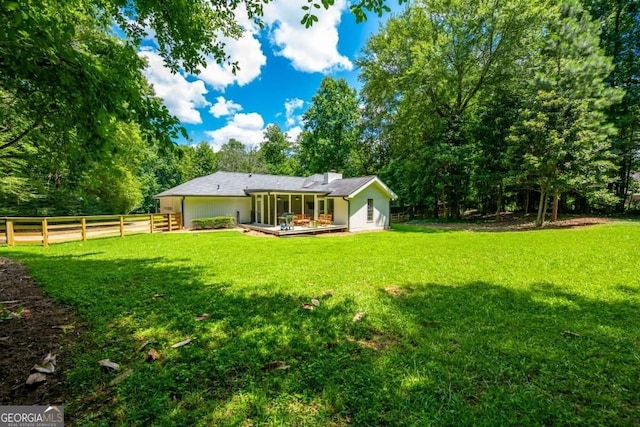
205;113;266;150
285;125;303;142
263;0;353;73
139;49;209;124
209;96;243;118
284;98;304;126
198;5;267;90
198;34;266;90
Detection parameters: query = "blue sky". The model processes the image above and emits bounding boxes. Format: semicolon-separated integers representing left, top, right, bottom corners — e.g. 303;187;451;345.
139;1;402;150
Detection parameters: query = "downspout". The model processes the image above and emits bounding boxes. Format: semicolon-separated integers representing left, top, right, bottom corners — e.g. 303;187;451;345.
342;196;350;231
180;196;185;229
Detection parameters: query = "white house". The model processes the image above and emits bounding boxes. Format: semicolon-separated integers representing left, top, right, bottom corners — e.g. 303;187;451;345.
155;171;397;232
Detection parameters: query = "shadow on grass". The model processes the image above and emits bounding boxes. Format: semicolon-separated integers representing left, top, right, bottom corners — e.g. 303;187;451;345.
4;251;640;425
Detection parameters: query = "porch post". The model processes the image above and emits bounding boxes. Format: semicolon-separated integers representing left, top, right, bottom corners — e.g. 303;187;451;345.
267;194;271;225
288;194;292;213
274;194;278;226
314;194;318;220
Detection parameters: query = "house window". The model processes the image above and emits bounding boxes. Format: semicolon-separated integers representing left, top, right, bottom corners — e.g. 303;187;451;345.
367;199;374;222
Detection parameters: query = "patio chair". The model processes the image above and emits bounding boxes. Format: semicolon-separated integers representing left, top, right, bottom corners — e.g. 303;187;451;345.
293;214;310;226
317;214;332;226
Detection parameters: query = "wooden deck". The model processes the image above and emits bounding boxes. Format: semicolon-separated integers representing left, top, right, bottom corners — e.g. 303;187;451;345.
239;223;348;236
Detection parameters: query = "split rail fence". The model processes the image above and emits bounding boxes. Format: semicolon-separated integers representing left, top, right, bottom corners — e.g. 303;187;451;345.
0;213;181;247
390;212;411;223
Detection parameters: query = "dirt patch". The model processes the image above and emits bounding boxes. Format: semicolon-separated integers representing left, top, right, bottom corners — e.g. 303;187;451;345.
239;228;276;238
0;257;83;405
347;334;397;351
384;286;407;297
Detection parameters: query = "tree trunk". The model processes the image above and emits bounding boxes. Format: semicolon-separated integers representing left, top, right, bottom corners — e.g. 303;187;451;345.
536;190;547;227
524;189;530;216
496;183;503;221
551;191;559;222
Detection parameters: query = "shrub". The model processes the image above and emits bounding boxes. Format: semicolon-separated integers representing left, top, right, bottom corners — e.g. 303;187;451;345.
191;216;236;230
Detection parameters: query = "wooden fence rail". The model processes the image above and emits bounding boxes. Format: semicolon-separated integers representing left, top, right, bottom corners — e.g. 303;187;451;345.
0;213;181;247
390;213;411;223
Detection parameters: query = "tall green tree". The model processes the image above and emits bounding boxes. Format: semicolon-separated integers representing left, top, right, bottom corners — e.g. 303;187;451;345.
192;142;218;179
136;144;189;213
470;88;524;217
582;0;640;210
358;0;543;217
299;77;360;175
260;125;298;176
217;139;266;173
0;1;182;156
508;0;623;226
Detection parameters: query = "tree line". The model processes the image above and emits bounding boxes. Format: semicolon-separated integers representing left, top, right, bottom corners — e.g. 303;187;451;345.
1;0;638;226
358;0;639;225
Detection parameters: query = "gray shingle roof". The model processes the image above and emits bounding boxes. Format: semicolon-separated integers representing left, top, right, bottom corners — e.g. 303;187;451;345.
154;171;394;199
305;176;376;197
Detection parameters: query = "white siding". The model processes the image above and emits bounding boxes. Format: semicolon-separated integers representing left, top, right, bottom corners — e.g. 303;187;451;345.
348;184;390;231
332;197;349;226
183;197;251;228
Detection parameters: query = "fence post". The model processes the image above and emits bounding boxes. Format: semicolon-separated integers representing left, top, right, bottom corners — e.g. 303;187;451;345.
149;214;154;234
119;216;124;237
168;213;173;232
81;217;87;241
42;218;49;247
6;220;14;246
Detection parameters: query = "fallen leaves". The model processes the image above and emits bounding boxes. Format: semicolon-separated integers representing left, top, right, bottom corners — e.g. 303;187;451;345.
26;353;57;386
302;297;322;310
33;353;56;374
352;312;365;322
99;359;120;371
171;338;193;349
26;372;47;385
146;348;161;362
262;361;290;372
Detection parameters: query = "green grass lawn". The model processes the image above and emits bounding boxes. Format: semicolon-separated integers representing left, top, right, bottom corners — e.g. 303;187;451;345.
2;223;640;426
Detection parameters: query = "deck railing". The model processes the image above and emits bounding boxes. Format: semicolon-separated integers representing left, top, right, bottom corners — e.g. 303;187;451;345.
0;213;181;247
